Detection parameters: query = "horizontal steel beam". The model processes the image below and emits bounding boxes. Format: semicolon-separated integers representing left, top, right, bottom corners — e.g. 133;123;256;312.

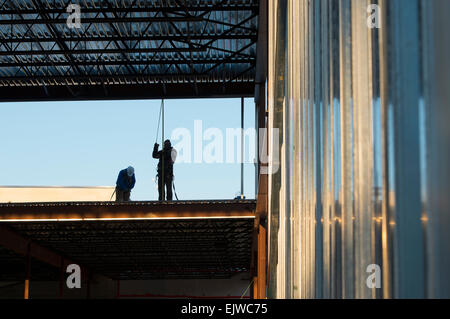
0;5;259;15
0;200;257;221
0;74;254;83
0;16;202;25
0;47;206;56
0;34;258;43
0;58;255;68
0;81;255;101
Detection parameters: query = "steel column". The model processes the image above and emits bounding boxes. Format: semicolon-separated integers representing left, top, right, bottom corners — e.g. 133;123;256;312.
257;224;267;299
24;242;31;300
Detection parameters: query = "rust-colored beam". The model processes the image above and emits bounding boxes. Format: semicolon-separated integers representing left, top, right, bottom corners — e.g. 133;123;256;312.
251;214;267;299
256;224;267;299
0;200;256;221
253;275;258;298
256;174;268;218
250;215;260;278
253;147;268;299
0;225;62;268
24;243;31;300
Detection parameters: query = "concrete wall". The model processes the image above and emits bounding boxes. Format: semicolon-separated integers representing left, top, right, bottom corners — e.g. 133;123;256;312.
0;186;115;203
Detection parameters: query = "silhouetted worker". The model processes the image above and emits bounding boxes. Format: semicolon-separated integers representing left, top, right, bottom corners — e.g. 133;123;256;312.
153;140;177;201
116;166;136;202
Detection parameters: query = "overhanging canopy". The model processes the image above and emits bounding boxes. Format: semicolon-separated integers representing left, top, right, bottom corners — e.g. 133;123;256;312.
0;0;260;101
0;200;257;280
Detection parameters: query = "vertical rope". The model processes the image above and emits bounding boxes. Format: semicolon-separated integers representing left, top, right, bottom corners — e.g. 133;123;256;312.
161;99;165;201
155;99;163;144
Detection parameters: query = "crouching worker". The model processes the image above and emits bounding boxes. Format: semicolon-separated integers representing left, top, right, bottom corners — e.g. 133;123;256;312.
116;166;136;202
153;140;177;201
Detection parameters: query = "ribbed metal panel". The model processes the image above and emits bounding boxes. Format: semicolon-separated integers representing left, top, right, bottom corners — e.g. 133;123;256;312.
267;0;450;299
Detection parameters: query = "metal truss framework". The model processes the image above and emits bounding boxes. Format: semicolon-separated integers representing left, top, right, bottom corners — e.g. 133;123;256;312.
0;200;257;280
3;218;254;280
0;0;259;101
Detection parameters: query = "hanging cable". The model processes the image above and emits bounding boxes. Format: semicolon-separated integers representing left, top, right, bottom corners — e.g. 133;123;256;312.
240;278;255;299
172;181;179;200
161;98;165;200
155;98;179;200
155;99;163;144
109;188;116;201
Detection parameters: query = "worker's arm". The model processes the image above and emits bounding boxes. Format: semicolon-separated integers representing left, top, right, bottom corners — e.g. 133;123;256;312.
171;148;177;163
129;175;136;190
152;143;160;159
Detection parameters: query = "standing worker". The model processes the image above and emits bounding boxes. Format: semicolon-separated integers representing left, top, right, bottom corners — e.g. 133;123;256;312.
153;140;177;201
116;166;136;202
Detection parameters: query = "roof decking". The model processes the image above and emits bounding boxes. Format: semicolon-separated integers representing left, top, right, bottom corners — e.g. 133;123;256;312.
0;0;259;101
0;200;257;280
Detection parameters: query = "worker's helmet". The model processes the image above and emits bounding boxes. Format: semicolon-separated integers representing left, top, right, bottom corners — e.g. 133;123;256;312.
127;166;135;177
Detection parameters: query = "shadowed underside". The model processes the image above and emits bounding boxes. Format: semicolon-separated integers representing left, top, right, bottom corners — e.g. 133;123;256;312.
0;200;256;280
0;0;259;101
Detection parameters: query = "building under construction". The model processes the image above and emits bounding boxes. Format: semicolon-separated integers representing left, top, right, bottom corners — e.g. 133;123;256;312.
1;0;450;299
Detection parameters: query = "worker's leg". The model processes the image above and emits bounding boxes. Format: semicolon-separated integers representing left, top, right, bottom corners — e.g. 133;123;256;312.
116;188;124;202
124;191;130;202
166;177;173;201
157;174;163;201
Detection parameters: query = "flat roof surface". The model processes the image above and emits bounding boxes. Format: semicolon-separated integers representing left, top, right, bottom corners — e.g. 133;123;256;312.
0;199;257;220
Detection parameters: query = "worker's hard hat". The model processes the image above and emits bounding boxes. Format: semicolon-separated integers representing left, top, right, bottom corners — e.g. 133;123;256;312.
127;166;135;177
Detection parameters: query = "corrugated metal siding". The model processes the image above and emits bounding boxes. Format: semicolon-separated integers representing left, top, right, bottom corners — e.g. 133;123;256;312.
0;0;259;100
267;0;450;299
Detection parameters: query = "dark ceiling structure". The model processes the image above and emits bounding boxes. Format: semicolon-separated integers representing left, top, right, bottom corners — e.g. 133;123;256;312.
0;200;257;281
2;218;254;280
0;0;260;101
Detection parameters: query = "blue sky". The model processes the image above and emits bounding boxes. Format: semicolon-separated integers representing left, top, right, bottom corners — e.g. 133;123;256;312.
0;98;256;201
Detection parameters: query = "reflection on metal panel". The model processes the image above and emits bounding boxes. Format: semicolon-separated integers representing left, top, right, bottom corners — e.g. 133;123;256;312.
267;0;450;299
